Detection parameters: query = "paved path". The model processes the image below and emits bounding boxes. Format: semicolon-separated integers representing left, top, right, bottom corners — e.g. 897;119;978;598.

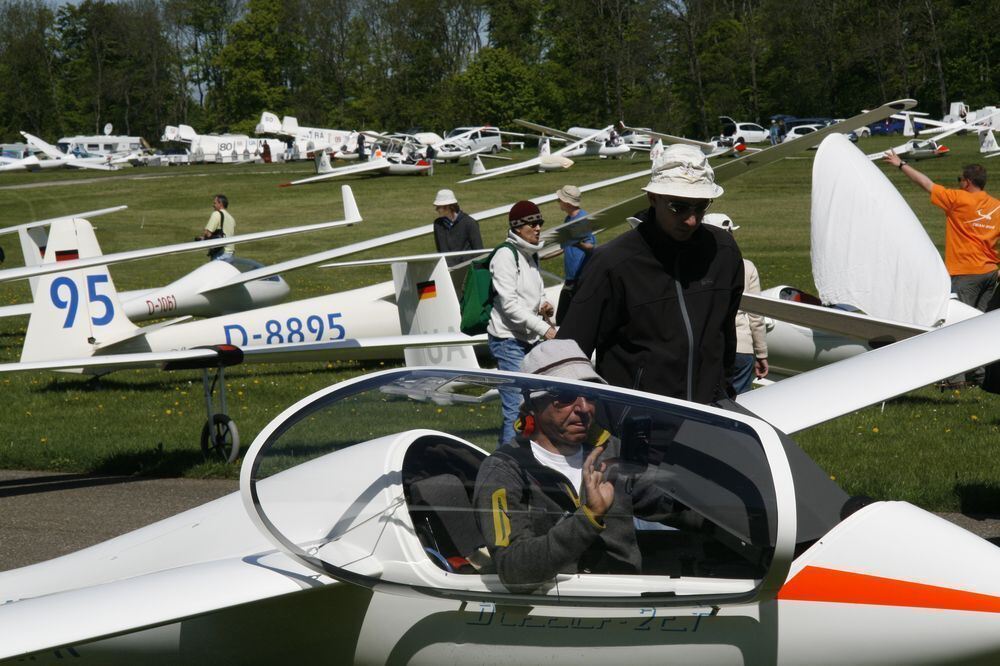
0;470;237;571
1;470;998;572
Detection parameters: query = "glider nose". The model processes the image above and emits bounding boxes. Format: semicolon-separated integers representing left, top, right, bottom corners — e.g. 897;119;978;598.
777;502;1000;664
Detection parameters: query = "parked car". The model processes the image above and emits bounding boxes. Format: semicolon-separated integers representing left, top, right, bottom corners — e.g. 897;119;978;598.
781;124;823;142
868;119;905;136
718;116;769;144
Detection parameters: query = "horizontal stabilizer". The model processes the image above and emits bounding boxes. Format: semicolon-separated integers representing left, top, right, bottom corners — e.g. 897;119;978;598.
737;308;1000;434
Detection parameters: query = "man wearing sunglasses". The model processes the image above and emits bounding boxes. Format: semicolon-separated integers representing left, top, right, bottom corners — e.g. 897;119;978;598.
474;339;686;592
558;143;744;404
884;151;1000;312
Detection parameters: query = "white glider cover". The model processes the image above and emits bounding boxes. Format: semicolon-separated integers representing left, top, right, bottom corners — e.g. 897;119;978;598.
811;134;950;326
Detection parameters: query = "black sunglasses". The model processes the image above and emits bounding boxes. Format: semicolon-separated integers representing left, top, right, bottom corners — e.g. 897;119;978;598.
663;199;712;217
550;390;598;406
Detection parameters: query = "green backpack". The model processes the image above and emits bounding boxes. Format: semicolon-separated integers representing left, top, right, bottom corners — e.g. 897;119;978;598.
459;242;518;335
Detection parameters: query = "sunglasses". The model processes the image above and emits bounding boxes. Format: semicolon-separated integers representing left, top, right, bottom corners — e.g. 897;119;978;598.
550;390;598;406
663;199;712;217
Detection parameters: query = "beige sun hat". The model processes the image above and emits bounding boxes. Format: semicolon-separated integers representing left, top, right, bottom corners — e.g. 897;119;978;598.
433;189;458;207
556;184;582;207
521;339;607;387
642;144;724;199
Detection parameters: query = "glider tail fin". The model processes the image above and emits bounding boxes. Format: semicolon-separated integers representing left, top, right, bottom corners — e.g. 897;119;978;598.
469;155;486;176
20;218;138;364
315;151;333;174
392;257;479;368
980;129;999;155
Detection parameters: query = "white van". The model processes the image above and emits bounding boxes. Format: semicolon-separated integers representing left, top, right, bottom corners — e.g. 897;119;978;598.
444;126;501;153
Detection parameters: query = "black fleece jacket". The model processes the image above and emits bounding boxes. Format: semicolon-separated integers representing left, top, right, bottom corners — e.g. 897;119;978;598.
558;208;744;403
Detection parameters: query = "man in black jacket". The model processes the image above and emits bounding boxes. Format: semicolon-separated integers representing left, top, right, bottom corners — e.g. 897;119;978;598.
432;189;484;266
473;339;684;592
558;144;744;403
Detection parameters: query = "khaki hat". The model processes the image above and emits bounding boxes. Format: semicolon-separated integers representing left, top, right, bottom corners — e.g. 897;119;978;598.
556;184;582;207
433;189;458;207
642;144;724;199
521;339;607;385
702;213;740;232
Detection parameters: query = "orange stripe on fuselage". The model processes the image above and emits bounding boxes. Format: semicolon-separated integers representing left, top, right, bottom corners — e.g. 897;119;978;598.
778;565;1000;613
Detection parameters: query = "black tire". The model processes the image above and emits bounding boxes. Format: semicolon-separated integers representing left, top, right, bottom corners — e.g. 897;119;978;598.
201;413;240;464
490;144;500;154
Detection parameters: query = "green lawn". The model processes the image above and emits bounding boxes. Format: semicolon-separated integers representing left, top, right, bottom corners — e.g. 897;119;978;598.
1;134;998;512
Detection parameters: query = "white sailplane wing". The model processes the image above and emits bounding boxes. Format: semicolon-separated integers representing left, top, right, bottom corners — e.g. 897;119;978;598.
459;126;612;183
202;171;650;294
0;333;486;375
0;206;128;237
282;157;392;186
512;119;579;143
0;187;362;285
741;292;930;343
737;308;1000;434
812;134;951;326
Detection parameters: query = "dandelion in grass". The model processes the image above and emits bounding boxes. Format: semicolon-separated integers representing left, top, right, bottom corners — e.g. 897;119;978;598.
971;415;979;421
165;409;172;415
872;426;879;433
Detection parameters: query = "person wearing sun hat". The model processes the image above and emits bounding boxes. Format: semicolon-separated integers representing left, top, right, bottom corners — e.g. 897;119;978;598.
487;200;557;445
558;144;745;403
472;338;688;592
432;189;483;267
554;184;596;323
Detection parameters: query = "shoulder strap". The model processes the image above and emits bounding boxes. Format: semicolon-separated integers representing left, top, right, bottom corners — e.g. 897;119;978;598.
499;241;519;268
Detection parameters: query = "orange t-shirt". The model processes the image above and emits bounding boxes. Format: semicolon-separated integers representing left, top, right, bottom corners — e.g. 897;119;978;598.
930;184;1000;276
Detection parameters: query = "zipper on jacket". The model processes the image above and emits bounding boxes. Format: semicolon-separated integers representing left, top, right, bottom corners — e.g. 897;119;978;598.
674;255;695;401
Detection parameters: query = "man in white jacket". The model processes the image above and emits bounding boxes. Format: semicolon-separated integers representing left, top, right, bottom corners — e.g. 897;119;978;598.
488;200;557;444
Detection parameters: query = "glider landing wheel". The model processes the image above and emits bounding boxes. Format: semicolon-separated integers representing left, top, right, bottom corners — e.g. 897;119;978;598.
201;413;239;463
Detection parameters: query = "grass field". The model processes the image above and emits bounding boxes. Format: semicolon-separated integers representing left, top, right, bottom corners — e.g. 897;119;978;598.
1;133;998;513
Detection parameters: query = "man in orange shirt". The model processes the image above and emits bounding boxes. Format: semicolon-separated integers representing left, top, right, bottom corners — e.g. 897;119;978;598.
884;151;1000;310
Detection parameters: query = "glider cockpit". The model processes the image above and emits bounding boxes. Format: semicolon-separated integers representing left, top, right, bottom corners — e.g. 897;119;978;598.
240;368;847;608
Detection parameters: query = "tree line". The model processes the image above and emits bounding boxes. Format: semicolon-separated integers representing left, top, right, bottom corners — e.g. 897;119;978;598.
1;0;997;146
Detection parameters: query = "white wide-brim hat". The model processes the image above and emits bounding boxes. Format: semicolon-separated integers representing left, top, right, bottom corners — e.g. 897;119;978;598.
642;144;724;199
433;189;458;206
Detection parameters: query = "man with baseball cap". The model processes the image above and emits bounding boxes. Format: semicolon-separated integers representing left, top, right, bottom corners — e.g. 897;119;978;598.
487;200;557;445
432;189;483;266
554;184;596;323
558;144;744;403
473;339;687;592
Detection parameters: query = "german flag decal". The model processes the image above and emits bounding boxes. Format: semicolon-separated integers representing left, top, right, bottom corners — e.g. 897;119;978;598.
417;280;437;300
55;249;80;262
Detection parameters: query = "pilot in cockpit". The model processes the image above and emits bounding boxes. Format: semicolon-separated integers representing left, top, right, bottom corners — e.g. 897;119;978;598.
473;339;695;592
